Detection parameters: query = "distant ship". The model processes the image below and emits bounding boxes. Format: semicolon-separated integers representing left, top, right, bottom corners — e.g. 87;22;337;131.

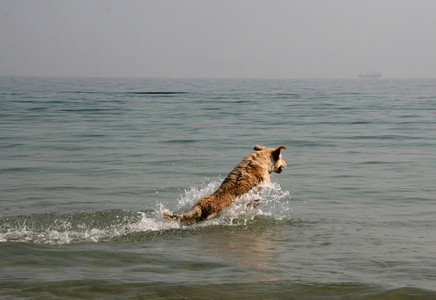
359;71;382;78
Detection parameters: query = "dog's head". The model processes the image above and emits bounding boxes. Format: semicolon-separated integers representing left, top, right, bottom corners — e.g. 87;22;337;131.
254;145;287;174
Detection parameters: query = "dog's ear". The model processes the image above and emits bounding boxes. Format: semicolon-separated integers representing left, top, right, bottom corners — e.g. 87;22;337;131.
254;145;266;151
272;146;286;160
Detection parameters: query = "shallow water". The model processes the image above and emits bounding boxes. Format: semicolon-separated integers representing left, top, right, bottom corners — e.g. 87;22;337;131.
1;77;436;298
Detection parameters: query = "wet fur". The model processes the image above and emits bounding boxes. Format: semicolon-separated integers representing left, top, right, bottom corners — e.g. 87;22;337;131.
163;145;287;224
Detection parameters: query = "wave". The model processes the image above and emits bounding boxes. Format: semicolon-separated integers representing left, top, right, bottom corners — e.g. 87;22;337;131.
0;182;292;245
60;91;189;96
126;91;188;95
4;280;436;299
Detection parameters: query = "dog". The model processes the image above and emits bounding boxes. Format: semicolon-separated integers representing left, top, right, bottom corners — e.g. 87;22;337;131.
163;145;286;224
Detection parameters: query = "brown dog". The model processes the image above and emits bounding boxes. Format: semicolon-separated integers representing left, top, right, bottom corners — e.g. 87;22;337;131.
163;145;287;224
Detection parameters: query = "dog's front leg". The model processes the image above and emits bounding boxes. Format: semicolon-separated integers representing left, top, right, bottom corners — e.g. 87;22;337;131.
246;185;264;209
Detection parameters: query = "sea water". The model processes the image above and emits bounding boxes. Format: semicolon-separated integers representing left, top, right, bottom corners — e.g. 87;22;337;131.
1;77;436;298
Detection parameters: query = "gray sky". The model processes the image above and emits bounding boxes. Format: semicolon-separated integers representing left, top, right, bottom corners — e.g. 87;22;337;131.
1;0;435;79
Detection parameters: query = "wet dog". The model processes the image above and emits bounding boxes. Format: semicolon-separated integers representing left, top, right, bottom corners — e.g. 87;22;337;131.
163;145;286;224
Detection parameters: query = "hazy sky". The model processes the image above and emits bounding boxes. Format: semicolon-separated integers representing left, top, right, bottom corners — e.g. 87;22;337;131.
1;0;436;79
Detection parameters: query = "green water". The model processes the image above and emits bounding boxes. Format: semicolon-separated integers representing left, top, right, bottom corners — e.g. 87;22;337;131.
1;77;436;298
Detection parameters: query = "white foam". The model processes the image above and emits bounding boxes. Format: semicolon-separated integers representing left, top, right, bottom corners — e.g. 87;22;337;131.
0;181;291;244
163;181;292;226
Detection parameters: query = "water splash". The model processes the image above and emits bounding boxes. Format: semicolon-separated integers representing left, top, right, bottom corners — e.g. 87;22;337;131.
0;210;179;245
162;181;292;226
0;181;291;244
174;177;221;210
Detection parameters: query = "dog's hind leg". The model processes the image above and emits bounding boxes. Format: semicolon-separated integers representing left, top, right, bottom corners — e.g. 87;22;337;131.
163;206;202;224
179;206;202;224
163;211;182;221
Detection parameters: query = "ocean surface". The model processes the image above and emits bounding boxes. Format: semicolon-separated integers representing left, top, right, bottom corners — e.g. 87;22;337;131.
1;76;435;299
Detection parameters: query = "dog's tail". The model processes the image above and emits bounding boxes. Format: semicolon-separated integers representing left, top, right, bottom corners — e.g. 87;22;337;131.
163;206;202;224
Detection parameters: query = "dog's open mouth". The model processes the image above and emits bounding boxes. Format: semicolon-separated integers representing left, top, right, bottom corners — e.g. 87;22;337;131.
277;166;284;173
